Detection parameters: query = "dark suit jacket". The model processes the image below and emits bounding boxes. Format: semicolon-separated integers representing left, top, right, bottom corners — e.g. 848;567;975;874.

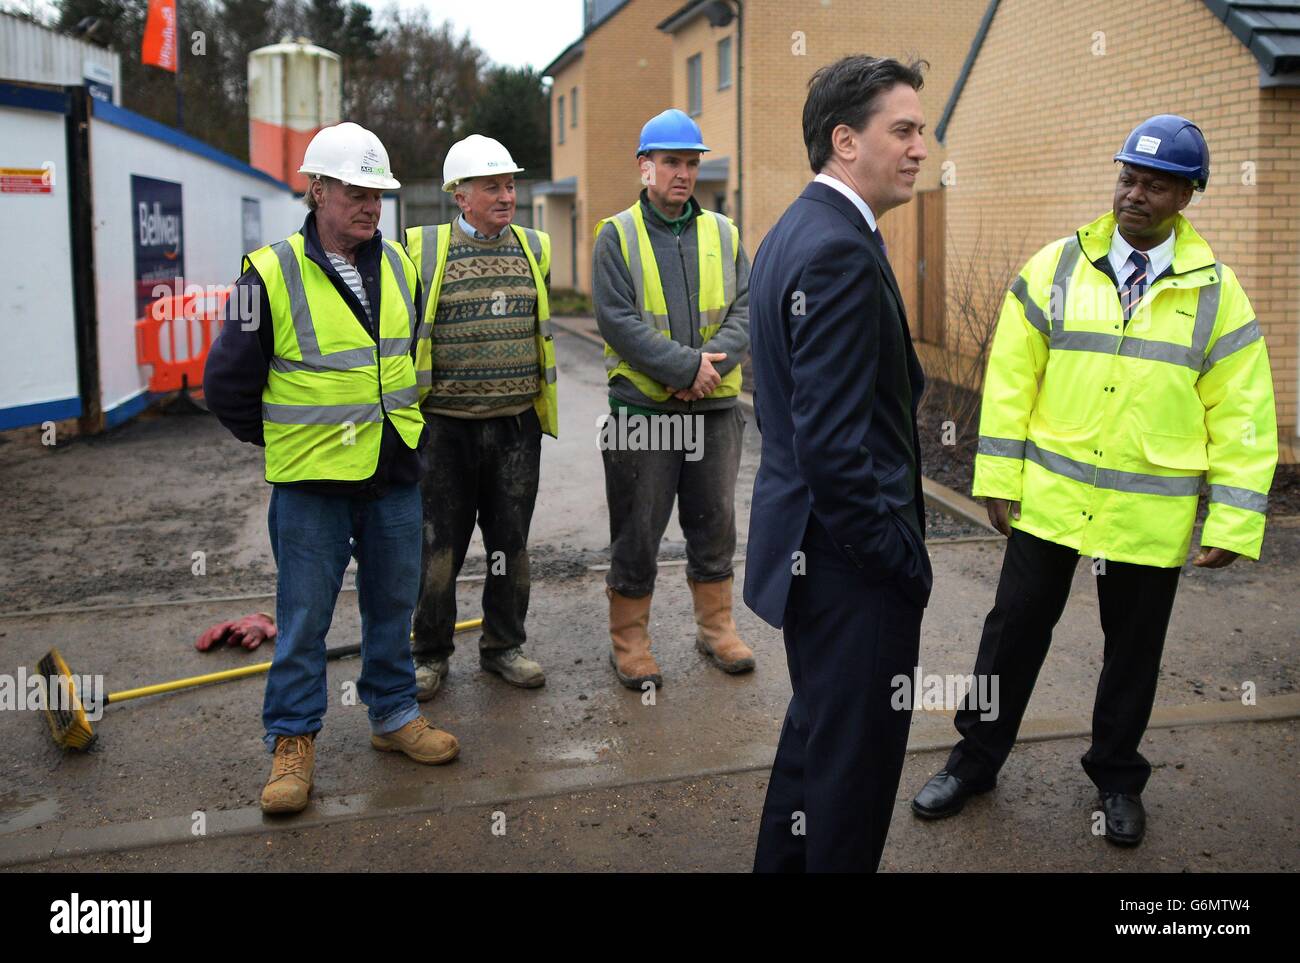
743;181;932;627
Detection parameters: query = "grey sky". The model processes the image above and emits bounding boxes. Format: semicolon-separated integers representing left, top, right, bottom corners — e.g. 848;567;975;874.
392;0;582;72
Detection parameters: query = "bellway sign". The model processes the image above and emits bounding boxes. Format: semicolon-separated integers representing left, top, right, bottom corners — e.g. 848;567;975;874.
141;0;178;73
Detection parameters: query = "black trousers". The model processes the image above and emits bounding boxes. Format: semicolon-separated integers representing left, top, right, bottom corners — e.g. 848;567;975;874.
753;517;924;873
946;528;1181;795
411;408;541;659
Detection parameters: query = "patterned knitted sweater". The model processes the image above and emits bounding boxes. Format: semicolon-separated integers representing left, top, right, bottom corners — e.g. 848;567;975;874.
424;220;541;418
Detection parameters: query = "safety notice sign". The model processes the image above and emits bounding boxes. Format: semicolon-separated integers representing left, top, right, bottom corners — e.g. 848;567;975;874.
0;168;53;194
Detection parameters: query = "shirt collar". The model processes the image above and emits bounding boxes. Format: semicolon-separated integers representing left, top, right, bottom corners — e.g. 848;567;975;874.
1108;226;1175;282
457;214;510;241
813;172;878;232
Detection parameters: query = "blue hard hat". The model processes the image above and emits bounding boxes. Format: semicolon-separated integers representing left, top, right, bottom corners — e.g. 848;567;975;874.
1114;114;1210;192
636;108;710;155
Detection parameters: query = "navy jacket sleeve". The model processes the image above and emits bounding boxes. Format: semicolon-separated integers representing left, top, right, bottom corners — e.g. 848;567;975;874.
789;235;907;568
204;268;273;447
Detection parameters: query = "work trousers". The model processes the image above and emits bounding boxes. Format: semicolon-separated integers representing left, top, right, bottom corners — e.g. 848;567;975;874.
753;515;924;872
946;528;1181;794
601;405;745;597
411;408;542;660
262;483;422;750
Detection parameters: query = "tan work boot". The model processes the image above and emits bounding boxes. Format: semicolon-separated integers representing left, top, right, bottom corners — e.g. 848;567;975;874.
688;576;755;673
607;586;663;690
370;716;460;764
261;734;314;814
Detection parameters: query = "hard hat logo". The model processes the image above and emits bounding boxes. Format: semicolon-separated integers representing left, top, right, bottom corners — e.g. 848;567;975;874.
298;122;401;191
1114;114;1210;192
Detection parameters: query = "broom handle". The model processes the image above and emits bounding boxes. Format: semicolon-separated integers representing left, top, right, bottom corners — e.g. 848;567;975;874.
104;618;482;705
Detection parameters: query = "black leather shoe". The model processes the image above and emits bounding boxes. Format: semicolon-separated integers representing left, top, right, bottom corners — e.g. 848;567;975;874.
911;769;996;819
1100;792;1145;846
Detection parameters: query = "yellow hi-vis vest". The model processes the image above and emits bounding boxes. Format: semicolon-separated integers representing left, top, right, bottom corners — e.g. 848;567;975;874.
403;223;558;438
973;211;1277;566
249;233;425;483
595;202;741;402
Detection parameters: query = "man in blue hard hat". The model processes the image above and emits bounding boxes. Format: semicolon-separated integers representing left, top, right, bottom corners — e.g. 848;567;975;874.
910;114;1277;846
592;107;753;691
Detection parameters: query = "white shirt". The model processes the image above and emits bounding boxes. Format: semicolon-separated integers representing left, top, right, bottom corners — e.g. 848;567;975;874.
1109;227;1174;286
813;172;879;233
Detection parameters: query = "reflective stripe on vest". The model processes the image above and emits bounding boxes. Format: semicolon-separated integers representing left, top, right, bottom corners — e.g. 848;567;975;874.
596;203;739;400
252;232;423;482
1032;237;1227;372
403;221;559;437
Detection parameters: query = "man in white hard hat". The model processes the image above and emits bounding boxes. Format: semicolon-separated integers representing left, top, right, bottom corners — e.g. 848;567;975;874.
402;134;557;700
206;122;459;816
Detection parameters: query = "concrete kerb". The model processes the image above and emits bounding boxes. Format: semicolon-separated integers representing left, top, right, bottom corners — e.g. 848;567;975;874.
3;693;1295;869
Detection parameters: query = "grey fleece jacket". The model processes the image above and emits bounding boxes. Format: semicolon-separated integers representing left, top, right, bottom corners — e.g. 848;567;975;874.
592;193;751;413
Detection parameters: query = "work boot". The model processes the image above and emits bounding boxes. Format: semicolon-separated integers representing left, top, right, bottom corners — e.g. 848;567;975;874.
607;586;663;690
413;656;449;702
688;576;755;673
370;716;460;765
260;734;314;815
481;646;546;688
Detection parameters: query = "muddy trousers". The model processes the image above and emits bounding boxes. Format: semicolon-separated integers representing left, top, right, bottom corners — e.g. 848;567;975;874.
945;528;1181;795
601;406;745;597
411;408;541;660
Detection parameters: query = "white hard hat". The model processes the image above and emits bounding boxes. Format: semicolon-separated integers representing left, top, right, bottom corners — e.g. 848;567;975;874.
441;134;524;193
299;122;400;190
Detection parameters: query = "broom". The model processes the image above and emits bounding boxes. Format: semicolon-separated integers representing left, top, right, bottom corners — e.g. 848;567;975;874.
38;617;482;750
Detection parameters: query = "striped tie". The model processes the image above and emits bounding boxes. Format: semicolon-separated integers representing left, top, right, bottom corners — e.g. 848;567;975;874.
1118;249;1150;322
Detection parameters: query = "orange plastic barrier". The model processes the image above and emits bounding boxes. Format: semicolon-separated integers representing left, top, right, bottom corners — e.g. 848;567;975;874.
134;287;231;393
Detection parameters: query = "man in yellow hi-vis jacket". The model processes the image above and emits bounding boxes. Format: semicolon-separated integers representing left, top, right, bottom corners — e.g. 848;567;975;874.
592;109;752;691
911;115;1277;846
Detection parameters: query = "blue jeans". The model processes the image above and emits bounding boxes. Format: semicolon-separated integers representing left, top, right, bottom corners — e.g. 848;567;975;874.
262;484;423;751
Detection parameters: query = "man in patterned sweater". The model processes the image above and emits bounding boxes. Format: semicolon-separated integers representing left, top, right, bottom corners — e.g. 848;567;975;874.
402;136;559;700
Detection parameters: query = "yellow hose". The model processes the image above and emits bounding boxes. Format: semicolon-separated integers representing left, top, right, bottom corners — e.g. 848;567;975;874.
106;617;483;704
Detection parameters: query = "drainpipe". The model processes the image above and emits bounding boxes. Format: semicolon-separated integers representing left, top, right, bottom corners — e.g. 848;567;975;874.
732;0;744;237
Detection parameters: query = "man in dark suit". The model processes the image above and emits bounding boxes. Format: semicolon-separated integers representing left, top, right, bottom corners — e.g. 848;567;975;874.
745;55;932;872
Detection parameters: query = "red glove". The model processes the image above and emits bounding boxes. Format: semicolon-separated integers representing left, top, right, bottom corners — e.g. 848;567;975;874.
195;612;277;652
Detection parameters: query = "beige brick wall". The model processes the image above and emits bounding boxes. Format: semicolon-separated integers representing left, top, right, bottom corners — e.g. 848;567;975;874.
550;0;986;289
738;0;987;255
576;0;679;293
942;0;1299;462
547;54;586;290
668;15;738;216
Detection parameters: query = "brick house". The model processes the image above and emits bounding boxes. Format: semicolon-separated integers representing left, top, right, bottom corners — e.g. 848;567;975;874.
938;0;1300;462
539;0;988;322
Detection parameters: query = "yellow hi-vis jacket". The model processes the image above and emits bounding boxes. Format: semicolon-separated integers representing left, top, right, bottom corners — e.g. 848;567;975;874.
973;211;1277;567
249;232;424;483
594;202;742;402
403;223;558;438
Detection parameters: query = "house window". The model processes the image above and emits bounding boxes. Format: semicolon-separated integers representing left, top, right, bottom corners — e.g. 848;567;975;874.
717;36;732;90
571;87;578;127
558;95;565;144
714;192;726;215
687;53;702;116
